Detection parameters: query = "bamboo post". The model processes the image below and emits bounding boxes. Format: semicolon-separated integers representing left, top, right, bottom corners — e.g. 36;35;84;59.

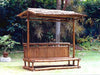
73;19;75;58
73;18;75;65
68;44;70;65
27;12;30;67
24;61;26;66
77;60;79;66
27;12;30;58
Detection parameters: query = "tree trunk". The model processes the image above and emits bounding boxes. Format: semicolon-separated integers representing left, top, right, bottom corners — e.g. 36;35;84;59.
56;0;61;42
56;22;61;42
63;0;68;10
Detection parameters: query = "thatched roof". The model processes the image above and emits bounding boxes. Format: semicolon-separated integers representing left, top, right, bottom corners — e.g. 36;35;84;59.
17;8;86;19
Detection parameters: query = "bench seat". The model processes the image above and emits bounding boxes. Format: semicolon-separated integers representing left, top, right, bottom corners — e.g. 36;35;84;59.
23;57;81;71
23;57;80;62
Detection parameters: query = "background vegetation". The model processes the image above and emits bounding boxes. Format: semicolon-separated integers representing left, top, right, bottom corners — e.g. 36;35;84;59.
0;0;100;51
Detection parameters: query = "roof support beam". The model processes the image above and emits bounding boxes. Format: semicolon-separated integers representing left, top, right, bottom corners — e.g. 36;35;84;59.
73;18;75;65
29;19;69;22
27;12;30;60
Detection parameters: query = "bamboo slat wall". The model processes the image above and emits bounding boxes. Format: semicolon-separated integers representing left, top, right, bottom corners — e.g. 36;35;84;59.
23;43;70;58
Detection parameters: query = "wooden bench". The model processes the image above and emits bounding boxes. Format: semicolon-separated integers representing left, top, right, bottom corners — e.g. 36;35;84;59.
23;57;80;71
23;43;81;71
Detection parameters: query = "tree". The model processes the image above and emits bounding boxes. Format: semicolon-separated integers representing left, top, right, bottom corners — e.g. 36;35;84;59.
63;0;68;10
56;0;61;42
83;0;100;36
56;0;69;42
0;0;85;44
57;0;85;43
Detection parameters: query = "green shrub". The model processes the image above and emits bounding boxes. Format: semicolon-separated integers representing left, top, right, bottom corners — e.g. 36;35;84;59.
0;35;20;52
77;36;100;50
77;36;93;44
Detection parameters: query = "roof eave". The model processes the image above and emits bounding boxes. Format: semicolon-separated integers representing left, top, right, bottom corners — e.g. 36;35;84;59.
17;8;87;18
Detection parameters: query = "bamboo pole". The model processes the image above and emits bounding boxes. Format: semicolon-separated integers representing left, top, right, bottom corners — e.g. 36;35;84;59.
73;19;75;58
27;12;30;58
27;12;30;67
29;19;69;22
73;18;75;65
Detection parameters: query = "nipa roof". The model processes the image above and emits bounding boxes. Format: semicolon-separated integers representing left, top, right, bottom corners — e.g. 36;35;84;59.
17;8;86;19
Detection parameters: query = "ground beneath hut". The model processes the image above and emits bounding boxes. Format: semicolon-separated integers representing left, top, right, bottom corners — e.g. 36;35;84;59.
0;50;100;75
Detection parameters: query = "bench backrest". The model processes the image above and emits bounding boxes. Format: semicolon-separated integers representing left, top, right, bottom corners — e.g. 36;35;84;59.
23;43;70;58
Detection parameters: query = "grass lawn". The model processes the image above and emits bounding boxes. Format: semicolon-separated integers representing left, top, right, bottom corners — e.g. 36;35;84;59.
0;50;100;75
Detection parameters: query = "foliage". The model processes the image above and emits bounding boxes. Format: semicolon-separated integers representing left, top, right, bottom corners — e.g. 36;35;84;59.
77;36;92;50
34;25;43;39
0;0;86;43
90;40;100;50
0;0;57;43
0;0;100;45
45;32;54;42
60;19;85;43
82;0;100;36
0;0;9;7
0;0;30;43
75;0;100;50
60;0;86;42
77;35;100;50
0;35;20;52
36;0;56;9
77;36;93;44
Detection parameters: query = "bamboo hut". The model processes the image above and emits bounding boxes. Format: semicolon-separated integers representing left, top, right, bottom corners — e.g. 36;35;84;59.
17;8;86;71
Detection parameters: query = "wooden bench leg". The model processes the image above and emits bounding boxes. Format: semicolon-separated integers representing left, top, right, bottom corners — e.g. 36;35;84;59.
32;62;34;68
28;62;34;71
77;60;79;66
23;61;29;70
73;60;75;66
28;61;30;67
68;61;70;65
24;61;26;66
32;62;34;71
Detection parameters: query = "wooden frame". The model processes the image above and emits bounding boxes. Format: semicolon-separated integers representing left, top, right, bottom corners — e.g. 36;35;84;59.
17;8;86;71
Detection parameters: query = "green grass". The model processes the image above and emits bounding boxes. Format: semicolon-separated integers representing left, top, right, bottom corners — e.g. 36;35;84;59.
0;50;100;75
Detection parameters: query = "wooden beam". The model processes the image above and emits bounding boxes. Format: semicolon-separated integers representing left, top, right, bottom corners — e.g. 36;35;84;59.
35;65;80;71
19;14;83;19
29;15;68;20
29;18;69;22
23;42;70;46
